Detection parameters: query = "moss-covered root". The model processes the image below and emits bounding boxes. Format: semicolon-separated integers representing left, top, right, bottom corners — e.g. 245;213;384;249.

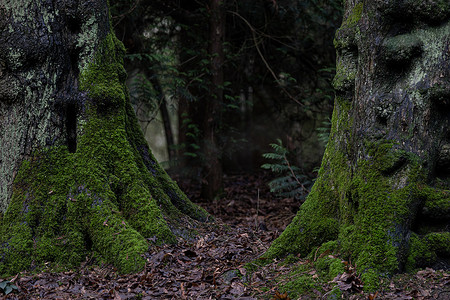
88;205;149;273
407;232;450;271
263;203;339;260
0;199;148;276
420;186;450;220
0;147;138;276
123;100;210;223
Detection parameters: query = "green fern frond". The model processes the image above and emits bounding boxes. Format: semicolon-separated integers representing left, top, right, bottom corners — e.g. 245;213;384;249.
261;163;290;173
268;176;296;186
269;139;288;154
317;118;331;145
261;139;313;200
278;187;304;198
262;153;285;161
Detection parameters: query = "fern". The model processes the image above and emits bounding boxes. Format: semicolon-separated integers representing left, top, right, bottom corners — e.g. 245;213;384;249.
261;139;312;200
317;118;331;146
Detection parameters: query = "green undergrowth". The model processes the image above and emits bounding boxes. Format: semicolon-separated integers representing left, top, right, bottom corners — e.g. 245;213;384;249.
278;265;321;298
248;252;345;299
0;31;208;277
273;243;345;298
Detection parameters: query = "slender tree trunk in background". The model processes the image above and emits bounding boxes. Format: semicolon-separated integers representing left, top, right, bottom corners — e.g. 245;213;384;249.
177;95;188;161
201;0;225;200
146;68;176;161
265;0;450;291
0;0;208;277
176;21;203;171
159;98;176;161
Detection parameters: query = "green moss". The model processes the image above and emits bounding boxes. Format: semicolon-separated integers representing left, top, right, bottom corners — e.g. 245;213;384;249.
279;274;317;297
345;3;363;27
264;80;439;293
360;269;384;292
405;233;435;272
264;96;353;260
276;264;319;298
332;57;356;92
329;259;346;278
315;256;344;279
282;254;301;265
274;259;344;299
264;213;339;260
334;2;363;50
336;143;425;291
310;240;339;259
419;186;450;220
309;241;345;279
79;34;127;110
0;29;208;277
405;232;450;273
425;232;450;256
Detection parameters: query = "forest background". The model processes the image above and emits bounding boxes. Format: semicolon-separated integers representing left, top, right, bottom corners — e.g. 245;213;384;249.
110;0;342;201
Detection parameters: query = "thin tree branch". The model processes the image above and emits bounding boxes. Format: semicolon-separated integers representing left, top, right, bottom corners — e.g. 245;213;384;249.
228;11;305;107
112;0;142;27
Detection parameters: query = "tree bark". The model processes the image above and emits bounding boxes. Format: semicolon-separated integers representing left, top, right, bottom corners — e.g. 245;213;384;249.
0;0;209;276
201;0;225;200
265;0;450;291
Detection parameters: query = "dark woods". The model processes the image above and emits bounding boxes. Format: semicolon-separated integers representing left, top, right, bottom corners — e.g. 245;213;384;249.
110;0;342;200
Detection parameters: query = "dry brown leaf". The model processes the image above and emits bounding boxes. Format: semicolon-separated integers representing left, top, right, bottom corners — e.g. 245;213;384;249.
272;291;291;300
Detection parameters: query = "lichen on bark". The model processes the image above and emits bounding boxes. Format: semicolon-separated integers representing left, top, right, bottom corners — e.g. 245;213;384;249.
0;0;209;276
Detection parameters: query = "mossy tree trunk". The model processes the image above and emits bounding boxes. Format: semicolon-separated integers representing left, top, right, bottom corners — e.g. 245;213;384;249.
0;0;209;276
265;0;450;290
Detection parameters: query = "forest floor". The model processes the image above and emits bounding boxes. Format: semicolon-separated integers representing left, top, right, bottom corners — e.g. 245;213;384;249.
1;171;449;299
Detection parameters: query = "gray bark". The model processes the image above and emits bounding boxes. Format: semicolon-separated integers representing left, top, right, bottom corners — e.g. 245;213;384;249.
0;0;109;212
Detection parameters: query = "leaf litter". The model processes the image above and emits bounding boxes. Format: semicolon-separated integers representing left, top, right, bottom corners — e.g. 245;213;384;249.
1;171;449;299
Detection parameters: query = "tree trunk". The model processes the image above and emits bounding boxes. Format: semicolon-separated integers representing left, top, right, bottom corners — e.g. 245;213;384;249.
146;68;176;161
201;0;225;200
0;0;209;276
265;0;450;290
